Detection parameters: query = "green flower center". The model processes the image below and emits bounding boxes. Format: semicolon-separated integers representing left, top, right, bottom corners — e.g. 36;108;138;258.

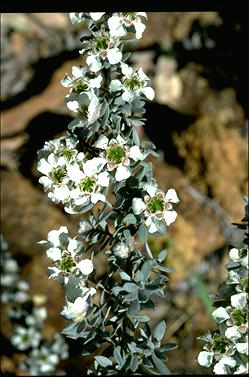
106;146;126;164
95;37;109;51
49;167;67;184
59;148;74;161
241;277;249;293
147;196;165;214
79;105;88;120
124;75;142;91
121;12;137;20
231;308;247;326
21;334;30;343
212;334;229;353
79;177;96;193
59;256;75;272
73;79;89;94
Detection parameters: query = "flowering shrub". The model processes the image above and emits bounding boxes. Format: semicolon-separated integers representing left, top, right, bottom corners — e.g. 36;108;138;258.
197;197;248;374
0;235;69;375
37;12;180;375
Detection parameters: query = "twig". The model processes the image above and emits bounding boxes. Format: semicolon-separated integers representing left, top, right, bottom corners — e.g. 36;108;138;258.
184;185;236;244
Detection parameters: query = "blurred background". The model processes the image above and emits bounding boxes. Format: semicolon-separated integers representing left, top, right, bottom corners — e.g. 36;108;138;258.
1;11;248;375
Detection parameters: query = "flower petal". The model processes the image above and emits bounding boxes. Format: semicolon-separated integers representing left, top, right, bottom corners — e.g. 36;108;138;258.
145;217;158;233
165;188;180;203
141;86;155;100
46;247;62;262
231;293;247;309
109;79;123;92
94;135;109;149
84;158;106;176
163;210;177;226
67;100;79;112
225;326;242;342
115;165;131;181
134;21;146;39
86;55;102;72
236;342;248;355
107;48;122;65
97;171;110;187
89;12;105;21
89;74;103;88
77;259;94;275
212;307;230;323
132;198;146;215
197;351;213;367
108;16;126;38
129;146;144;161
91;192;106;204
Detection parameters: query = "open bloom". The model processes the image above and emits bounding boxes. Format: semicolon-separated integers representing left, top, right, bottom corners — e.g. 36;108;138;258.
132;183;179;233
61;65;103;94
38;226;94;281
11;326;42;351
83;32;122;72
94;134;145;181
37;137;83;205
110;63;154;102
108;12;147;39
64;157;110;213
37;153;69;192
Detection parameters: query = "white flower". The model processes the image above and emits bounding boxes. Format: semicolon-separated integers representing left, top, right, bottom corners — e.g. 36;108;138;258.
113;242;129;258
110;63;154;103
108;12;147;39
85;34;122;72
95;135;145;182
64;158;109;212
77;259;94;275
37;154;68;191
61;296;89;322
39;227;85;280
61;65;103;92
132;185;179;233
11;326;41;350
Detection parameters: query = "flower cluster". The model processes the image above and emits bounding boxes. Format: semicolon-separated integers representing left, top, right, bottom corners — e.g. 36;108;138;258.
38;226;96;324
197;198;248;375
37;136;110;214
0;235;69;375
37;12;179;376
